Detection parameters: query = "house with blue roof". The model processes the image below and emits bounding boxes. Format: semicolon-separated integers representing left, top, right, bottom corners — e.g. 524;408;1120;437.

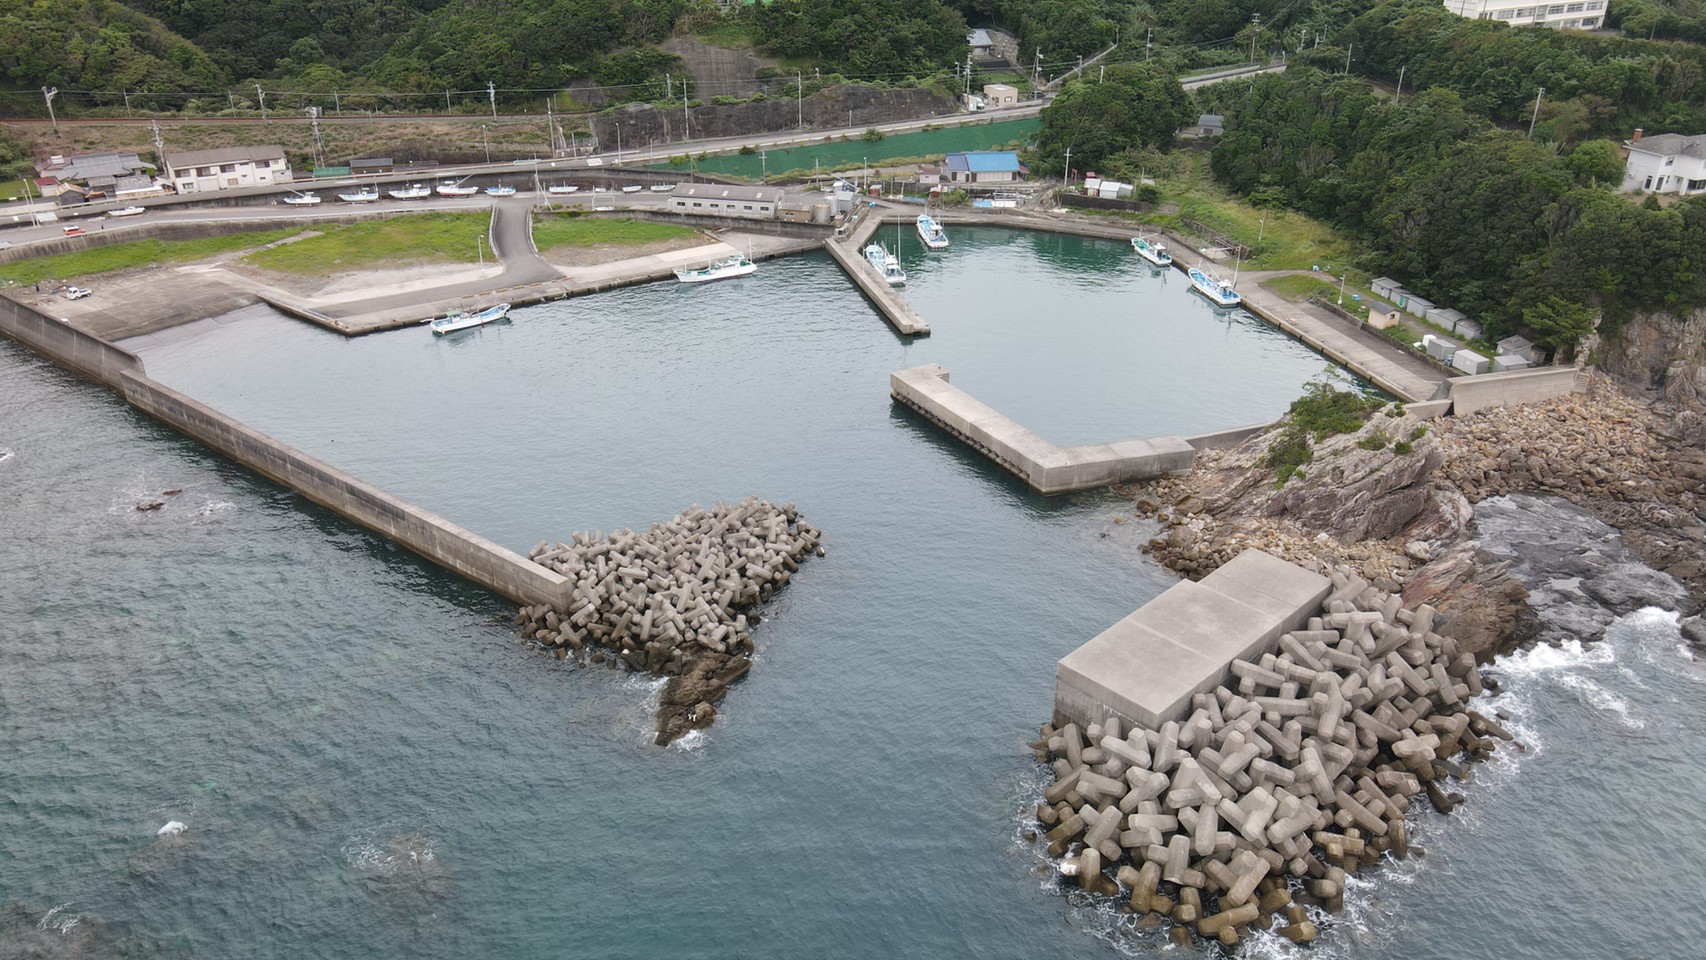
943;151;1022;184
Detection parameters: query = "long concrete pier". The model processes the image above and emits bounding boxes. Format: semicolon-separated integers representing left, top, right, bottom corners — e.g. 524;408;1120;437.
891;363;1194;494
1055;549;1331;729
824;209;929;336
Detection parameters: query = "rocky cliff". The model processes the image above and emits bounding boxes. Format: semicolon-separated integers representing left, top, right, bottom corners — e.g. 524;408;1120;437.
1596;308;1706;442
589;84;961;153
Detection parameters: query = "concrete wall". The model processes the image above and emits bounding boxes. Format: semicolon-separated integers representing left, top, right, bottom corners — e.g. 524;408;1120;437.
1448;365;1583;415
1184;423;1269;451
1;294;569;610
0;294;143;387
891;364;1194;494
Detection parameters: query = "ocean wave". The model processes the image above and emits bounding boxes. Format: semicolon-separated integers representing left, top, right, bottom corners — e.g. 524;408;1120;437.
36;902;81;936
1556;674;1645;729
0;446;14;464
1494;637;1616;677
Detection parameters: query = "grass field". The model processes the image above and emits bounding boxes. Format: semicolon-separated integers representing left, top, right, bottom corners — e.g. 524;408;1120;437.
242;212;490;273
1263;274;1342;301
0;228;298;285
0;179;27;201
531;215;697;253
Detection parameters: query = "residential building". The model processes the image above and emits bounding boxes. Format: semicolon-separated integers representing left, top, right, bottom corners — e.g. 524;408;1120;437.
667;183;782;219
982;83;1018;108
1441;0;1605;28
164;146;292;194
968;29;994;58
944;151;1021;184
351;158;394;176
1620;131;1706;195
34;152;157;198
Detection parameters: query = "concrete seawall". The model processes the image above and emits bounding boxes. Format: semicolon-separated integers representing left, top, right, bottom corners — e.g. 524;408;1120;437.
1448;365;1585;415
1055;549;1332;729
825;210;929;336
891;363;1194;494
1;294;570;610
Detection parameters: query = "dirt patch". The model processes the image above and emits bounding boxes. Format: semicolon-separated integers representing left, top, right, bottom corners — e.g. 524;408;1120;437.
542;235;708;269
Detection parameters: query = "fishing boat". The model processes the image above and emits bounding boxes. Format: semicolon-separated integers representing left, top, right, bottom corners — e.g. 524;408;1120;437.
428;302;511;336
915;214;949;250
674;254;757;284
436;179;480;197
338;186;379;203
484;184;517;197
620;184;644;193
649;183;676;192
107;205;146;217
387;183;431;200
1188;267;1241;307
546;184;579;196
281;191;322;206
863;243;906;286
1130;234;1172;267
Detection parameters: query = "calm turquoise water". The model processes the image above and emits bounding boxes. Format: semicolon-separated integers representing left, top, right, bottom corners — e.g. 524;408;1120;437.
5;229;1703;957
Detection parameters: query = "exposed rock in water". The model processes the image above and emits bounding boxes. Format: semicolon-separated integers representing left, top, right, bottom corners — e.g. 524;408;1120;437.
0;902;128;959
1129;373;1705;656
518;497;820;744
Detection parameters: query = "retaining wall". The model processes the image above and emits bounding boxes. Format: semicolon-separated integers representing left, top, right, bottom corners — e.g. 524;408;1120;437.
0;294;143;387
1447;366;1583;415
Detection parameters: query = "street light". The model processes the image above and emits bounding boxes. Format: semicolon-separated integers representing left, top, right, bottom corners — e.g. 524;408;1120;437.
1337;274;1347;305
477;234;485;267
1257;216;1266;243
482;125;490;163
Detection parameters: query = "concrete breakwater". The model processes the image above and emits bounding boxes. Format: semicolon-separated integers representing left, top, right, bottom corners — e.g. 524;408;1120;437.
515;497;822;744
1036;551;1509;947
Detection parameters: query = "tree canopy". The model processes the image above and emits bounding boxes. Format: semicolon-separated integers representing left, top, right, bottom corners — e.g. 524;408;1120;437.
1035;62;1191;174
749;0;968;77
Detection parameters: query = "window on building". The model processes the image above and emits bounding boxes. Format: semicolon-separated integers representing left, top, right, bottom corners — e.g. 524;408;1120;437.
1657;176;1668;190
743;204;753;210
1581;16;1598;24
1566;3;1583;10
1689;179;1706;192
225;177;239;187
1513;8;1531;16
1667;157;1676;165
221;164;236;173
1497;8;1514;16
1547;4;1565;13
692;201;701;207
1645;176;1654;189
1586;1;1601;8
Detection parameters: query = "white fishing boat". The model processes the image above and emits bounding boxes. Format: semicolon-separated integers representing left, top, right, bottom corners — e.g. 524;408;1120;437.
620;184;644;193
1188;267;1241;307
281;191;322;206
436;179;479;197
1131;234;1172;267
649;183;676;192
915;214;949;250
107;205;146;217
484;184;517;197
674;254;757;284
546;184;579;196
338;187;379;203
388;183;431;200
428;302;511;336
864;243;906;286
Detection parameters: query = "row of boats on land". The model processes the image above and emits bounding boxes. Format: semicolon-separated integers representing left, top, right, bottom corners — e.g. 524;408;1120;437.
281;180;677;205
1130;233;1242;308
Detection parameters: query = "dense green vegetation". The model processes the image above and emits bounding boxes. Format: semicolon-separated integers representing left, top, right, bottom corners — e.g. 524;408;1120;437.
0;0;224;96
1033;63;1190;173
0;228;296;285
747;0;968;76
1262;379;1386;485
242;213;490;273
1205;66;1706;348
531;214;697;253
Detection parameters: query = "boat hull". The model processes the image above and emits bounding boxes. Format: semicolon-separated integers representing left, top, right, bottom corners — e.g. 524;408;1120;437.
1131;237;1171;267
675;258;758;284
429;303;512;335
1187;268;1241;307
915;216;949;250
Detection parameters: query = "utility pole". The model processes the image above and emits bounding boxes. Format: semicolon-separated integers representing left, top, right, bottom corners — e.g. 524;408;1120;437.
41;86;58;132
1251;14;1261;64
546;99;556;153
1063;145;1072;186
1394;65;1406;105
1299;27;1307;53
1099;64;1105;84
122;90;131;117
487;81;497;119
1146;28;1152;60
1034;49;1042;89
798;71;804;128
333;90;341;116
1529;86;1545;138
1344;43;1353;75
482;124;490;163
683;77;690;138
666;72;672;100
256;84;266;121
150;119;164;172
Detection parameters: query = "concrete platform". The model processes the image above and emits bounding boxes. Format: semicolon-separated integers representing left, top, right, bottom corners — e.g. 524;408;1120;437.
890;363;1194;494
1054;550;1332;730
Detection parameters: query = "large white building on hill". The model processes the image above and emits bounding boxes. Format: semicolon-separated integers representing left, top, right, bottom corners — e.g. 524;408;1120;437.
1441;0;1605;28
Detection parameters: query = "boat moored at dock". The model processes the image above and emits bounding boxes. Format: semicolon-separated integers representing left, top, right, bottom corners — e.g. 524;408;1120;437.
864;243;906;286
916;214;949;250
1188;267;1241;307
1130;234;1171;267
674;254;758;284
428;303;511;335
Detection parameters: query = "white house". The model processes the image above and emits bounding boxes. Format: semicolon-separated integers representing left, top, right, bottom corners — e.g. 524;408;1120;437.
1620;131;1706;195
163;145;292;194
1440;0;1605;29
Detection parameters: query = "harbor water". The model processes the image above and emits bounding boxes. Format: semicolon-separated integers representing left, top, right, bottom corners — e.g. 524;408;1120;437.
4;230;1703;957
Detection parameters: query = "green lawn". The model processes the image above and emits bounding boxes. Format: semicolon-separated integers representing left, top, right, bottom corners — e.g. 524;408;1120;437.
0;179;28;201
0;229;298;285
242;212;490;273
531;215;697;253
1263;274;1341;302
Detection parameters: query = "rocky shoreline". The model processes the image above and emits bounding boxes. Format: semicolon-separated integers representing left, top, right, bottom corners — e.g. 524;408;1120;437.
514;497;821;744
1128;372;1706;657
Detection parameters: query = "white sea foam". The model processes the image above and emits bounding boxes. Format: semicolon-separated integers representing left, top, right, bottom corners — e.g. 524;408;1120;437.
1495;637;1615;677
0;446;14;464
1556;674;1645;729
37;902;81;935
191;499;234;521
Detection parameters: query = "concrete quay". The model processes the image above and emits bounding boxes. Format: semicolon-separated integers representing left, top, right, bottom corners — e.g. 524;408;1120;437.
824;208;929;337
1054;549;1332;730
891;363;1194;494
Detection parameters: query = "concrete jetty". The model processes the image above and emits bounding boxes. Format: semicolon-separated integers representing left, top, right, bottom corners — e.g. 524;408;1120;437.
891;363;1194;494
1054;550;1331;730
824;208;929;336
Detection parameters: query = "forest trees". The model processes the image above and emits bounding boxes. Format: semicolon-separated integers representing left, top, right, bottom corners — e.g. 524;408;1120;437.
749;0;968;77
1034;63;1191;174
